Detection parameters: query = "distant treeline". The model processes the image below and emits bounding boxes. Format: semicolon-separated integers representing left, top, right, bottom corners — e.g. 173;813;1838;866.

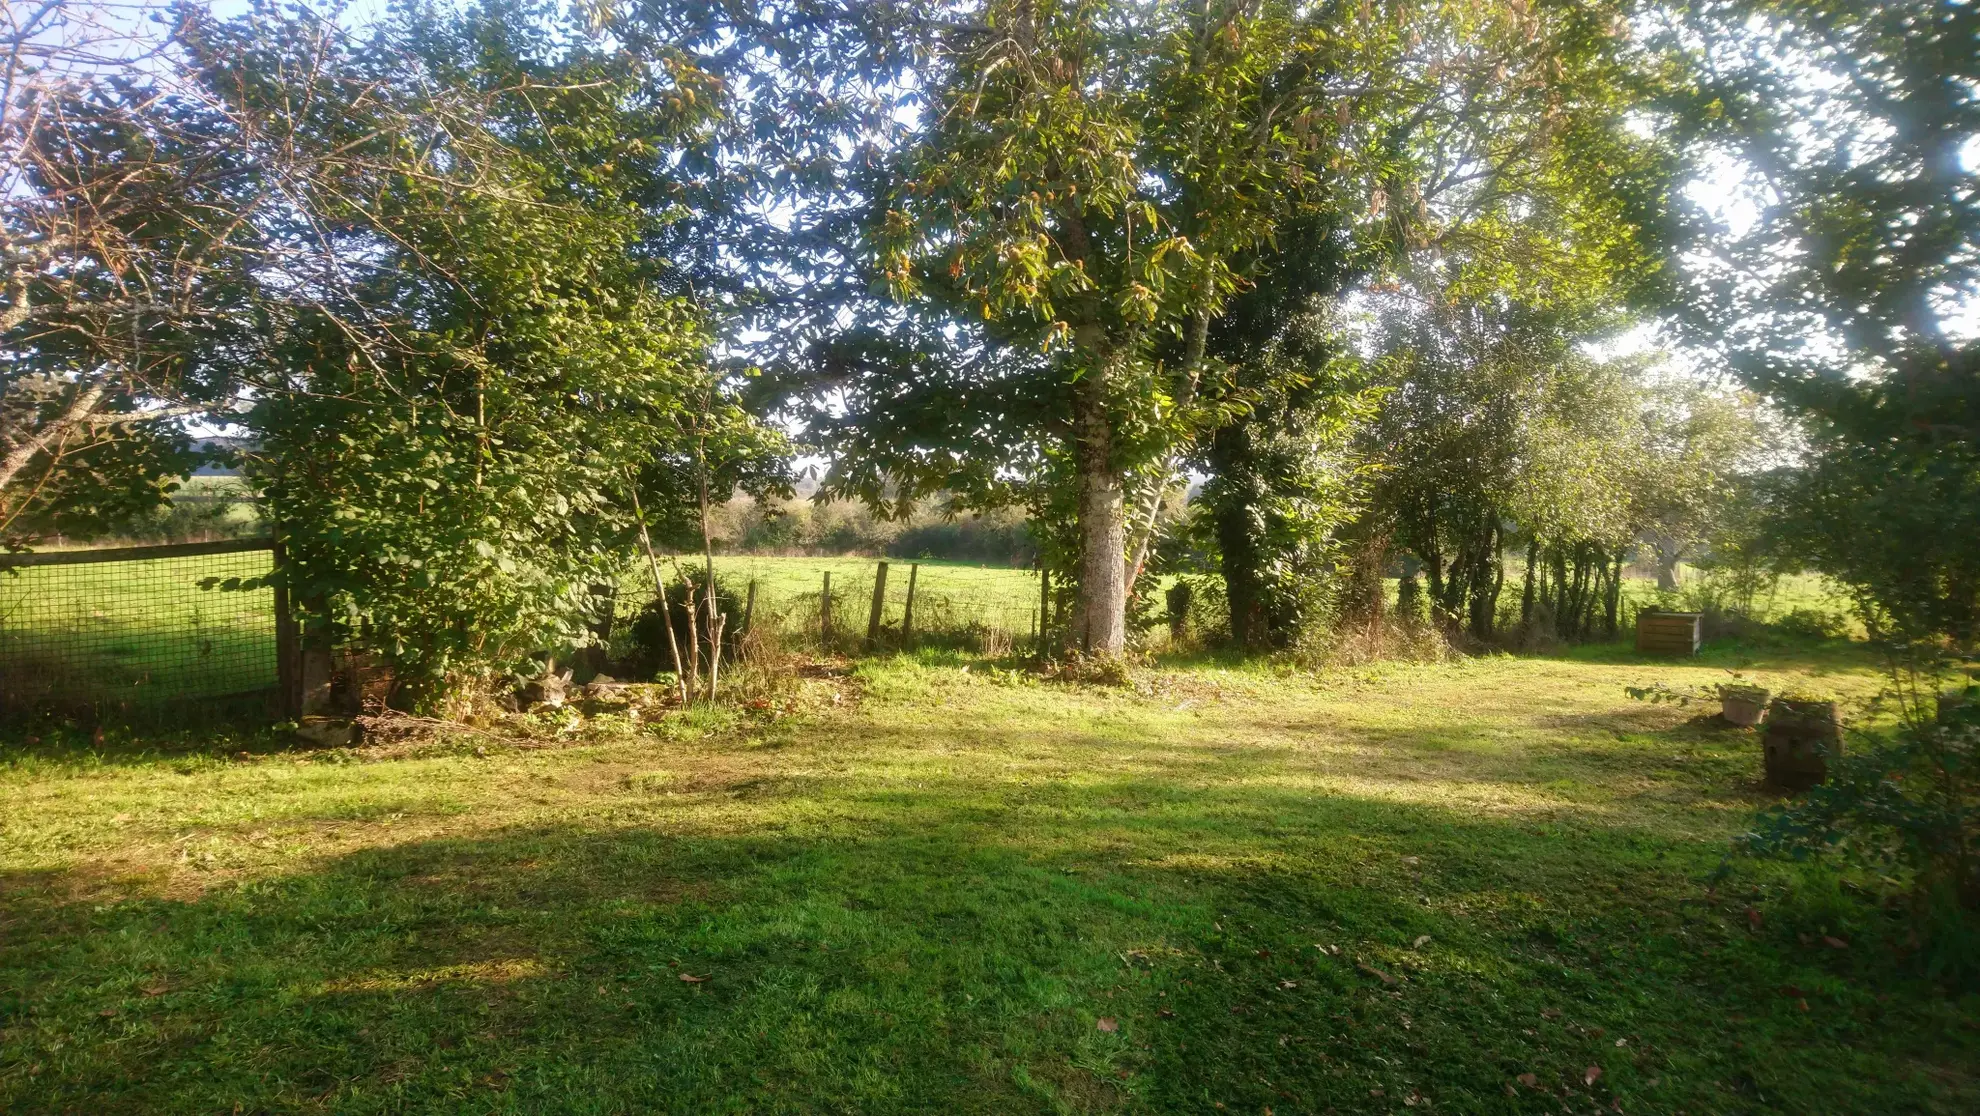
714;499;1036;565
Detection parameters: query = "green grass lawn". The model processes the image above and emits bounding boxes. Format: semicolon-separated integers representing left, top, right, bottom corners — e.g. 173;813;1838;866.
2;638;1973;1114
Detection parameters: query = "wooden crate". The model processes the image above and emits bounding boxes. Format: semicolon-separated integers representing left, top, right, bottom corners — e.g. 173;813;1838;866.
1635;611;1702;656
1763;698;1841;790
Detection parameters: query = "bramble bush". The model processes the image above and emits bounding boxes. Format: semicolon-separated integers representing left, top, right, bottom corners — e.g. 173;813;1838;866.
1742;684;1980;984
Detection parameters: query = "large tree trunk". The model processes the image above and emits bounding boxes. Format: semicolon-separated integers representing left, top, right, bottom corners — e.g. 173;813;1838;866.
1520;537;1538;628
1208;422;1266;649
1070;362;1126;658
1604;551;1625;639
1470;522;1503;642
1654;543;1681;592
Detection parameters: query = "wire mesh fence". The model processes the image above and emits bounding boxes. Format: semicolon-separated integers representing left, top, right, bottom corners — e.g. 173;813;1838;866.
0;540;281;712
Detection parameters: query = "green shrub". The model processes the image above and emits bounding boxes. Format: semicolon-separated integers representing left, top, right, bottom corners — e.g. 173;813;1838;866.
624;575;749;681
1773;607;1849;641
1741;698;1980;984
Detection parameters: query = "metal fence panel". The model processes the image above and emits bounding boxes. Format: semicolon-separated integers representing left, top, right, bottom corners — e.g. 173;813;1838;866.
0;540;279;711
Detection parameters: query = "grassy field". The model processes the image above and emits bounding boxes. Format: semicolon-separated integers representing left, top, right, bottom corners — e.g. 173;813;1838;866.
0;549;278;708
643;555;1044;648
2;636;1973;1113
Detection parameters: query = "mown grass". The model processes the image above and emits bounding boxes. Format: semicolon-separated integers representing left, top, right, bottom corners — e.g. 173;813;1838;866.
2;639;1975;1114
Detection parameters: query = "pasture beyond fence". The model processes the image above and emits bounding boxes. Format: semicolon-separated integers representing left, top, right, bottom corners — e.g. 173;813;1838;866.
726;559;1047;656
0;539;285;714
0;548;1046;716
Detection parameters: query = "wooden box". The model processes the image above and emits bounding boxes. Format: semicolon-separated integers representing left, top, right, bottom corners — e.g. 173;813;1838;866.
1635;611;1702;656
1763;699;1841;789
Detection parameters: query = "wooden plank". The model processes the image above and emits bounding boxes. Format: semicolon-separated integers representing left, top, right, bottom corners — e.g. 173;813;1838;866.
1639;617;1700;630
0;537;273;568
1636;609;1701;655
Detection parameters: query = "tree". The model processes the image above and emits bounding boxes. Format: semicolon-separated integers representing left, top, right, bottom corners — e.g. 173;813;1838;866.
1631;380;1768;590
848;0;1686;658
1195;0;1682;651
1193;293;1374;650
182;1;768;702
1;2;262;545
1355;291;1744;645
865;0;1435;657
1664;0;1980;646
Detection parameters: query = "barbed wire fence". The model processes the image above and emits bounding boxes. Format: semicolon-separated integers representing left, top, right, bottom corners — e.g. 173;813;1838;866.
680;561;1048;660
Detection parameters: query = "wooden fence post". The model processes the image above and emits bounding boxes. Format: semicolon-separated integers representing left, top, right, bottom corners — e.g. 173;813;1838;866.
902;563;919;643
272;539;301;719
299;593;334;715
581;582;616;678
821;571;832;644
1037;567;1051;655
867;561;890;646
743;578;758;635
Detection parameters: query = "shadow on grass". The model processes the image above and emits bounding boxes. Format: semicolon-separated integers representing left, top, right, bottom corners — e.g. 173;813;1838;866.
0;700;302;768
3;764;1974;1115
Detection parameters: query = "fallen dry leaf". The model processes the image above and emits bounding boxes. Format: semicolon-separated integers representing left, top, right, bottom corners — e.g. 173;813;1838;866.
1412;934;1432;949
1358;962;1398;986
1541;1008;1562;1020
1096;1017;1118;1033
678;973;708;984
1584;1065;1603;1086
1823;935;1850;949
1747;907;1763;932
140;983;168;997
1516;1073;1539;1088
1158;1008;1175;1019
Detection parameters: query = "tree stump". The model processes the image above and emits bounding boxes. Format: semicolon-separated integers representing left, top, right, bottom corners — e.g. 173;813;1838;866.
1763;698;1841;789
